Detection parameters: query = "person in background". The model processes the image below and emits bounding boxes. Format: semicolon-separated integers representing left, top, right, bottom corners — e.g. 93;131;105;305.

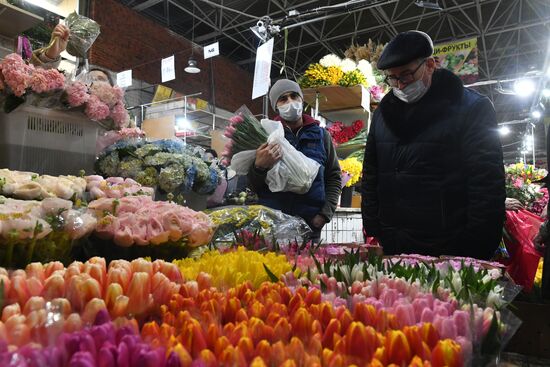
203;148;218;163
248;79;342;242
30;24;69;68
361;31;505;260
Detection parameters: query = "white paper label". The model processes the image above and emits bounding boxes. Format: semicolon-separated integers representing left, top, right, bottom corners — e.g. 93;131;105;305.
204;41;220;59
252;38;274;100
361;85;370;111
116;69;132;88
161;55;176;83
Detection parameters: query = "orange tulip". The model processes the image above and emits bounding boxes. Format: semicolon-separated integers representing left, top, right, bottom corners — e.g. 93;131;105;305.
255;339;272;362
44;261;64;278
305;288;322;305
404;326;432;360
130;258;153;277
126;272;152;316
63;313;82;333
344;322;378;361
142;321;161;341
271;341;287;366
420;323;441;349
197;272;212;291
237;336;255;362
286;336;306;364
318;302;336;328
81;298;107;324
353;303;378;328
431;339;463;367
9;275;30;307
280;359;298;367
197;349;218;367
172;343;192;367
23;296;45;315
273;316;292;342
25;262;45;282
214;335;231;357
219;345;247;366
2;303;21;323
66;274;102;312
368;358;385;367
385;330;412;365
43;274;65;300
291;307;313;340
409;356;432;367
106;266;131;292
250;356;268;367
288;293;304;314
322;318;341;349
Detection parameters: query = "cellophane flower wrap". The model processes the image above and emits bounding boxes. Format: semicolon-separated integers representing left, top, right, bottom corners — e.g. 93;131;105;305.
224;105;320;194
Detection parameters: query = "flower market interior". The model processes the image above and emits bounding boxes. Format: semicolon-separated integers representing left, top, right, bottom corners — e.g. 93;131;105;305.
1;0;550;365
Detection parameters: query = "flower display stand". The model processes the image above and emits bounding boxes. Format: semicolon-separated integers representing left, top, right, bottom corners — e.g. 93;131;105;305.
0;104;105;176
302;85;364;112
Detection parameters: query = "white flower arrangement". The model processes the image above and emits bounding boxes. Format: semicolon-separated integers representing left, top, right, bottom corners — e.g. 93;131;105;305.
319;54;342;68
340;58;357;73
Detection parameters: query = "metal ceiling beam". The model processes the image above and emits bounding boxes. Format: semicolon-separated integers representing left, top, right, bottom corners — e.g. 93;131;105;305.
133;0;163;11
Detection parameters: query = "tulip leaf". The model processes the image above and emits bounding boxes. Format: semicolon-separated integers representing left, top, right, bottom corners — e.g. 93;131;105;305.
263;263;280;283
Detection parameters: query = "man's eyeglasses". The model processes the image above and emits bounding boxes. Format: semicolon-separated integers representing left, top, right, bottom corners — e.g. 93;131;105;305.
384;60;426;87
277;92;301;104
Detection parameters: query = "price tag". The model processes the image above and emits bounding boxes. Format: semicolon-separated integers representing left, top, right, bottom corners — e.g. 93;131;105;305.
161;55;175;82
204;41;219;59
116;69;132;88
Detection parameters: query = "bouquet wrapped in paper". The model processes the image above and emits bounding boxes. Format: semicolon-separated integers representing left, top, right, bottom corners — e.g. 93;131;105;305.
222;106;320;194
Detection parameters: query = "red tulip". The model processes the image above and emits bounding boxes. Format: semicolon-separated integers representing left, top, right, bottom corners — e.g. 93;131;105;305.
273;317;291;342
172;343;192;367
353;303;378;328
344;322;378;361
305;288;322;305
420;323;440;349
403;326;431;361
322;318;341;349
255;339;272;362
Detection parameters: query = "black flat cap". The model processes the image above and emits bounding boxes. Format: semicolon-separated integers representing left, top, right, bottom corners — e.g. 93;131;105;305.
377;31;434;70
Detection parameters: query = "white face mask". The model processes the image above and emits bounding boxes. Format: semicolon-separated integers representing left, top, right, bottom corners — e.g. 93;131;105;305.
392;65;429;103
278;101;303;122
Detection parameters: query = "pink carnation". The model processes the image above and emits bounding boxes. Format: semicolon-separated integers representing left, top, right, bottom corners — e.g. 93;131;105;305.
29;69;49;93
119;127;145;138
44;69;65;91
110;102;130;128
1;53;32;97
85;94;110;121
90;83;121;107
66;81;90;107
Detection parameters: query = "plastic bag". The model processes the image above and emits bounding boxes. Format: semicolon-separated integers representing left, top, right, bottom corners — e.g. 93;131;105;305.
229;120;321;194
64;12;101;58
262;119;321;194
207;205;312;246
503;209;543;291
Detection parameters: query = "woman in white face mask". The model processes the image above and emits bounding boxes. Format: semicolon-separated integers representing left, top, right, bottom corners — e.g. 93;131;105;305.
384;57;436;104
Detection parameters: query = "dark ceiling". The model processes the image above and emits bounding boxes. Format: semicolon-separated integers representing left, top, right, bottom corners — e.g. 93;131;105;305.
122;0;550;162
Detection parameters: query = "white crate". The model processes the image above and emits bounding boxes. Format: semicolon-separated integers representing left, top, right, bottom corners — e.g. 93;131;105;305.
321;208;364;244
0;104;105;176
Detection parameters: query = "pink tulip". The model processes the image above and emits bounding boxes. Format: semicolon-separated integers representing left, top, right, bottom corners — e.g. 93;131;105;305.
152;260;183;283
43;274;65;300
26;277;44;298
395;303;416;328
7;319;31;346
65;262;84;281
0;274;11;297
440;318;458;340
412;298;429;323
420;308;434;324
453;310;470;337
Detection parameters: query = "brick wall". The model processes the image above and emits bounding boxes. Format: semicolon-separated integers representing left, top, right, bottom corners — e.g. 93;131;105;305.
89;0;261;113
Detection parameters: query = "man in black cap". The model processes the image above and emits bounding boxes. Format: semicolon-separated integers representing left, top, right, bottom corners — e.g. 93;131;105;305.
248;79;342;242
361;31;505;259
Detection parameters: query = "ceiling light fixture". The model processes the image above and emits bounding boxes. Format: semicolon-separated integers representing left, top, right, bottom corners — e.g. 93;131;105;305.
184;56;200;74
543;89;550;98
498;126;510;136
513;79;536;97
414;1;443;11
532;110;542;119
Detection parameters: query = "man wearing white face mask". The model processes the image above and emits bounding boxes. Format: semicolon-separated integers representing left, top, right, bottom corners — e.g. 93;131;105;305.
361;31;505;260
248;79;342;242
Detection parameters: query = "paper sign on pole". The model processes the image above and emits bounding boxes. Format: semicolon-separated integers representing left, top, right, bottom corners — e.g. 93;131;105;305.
161;55;176;82
204;41;220;59
361;85;370;111
252;38;274;100
116;69;132;88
